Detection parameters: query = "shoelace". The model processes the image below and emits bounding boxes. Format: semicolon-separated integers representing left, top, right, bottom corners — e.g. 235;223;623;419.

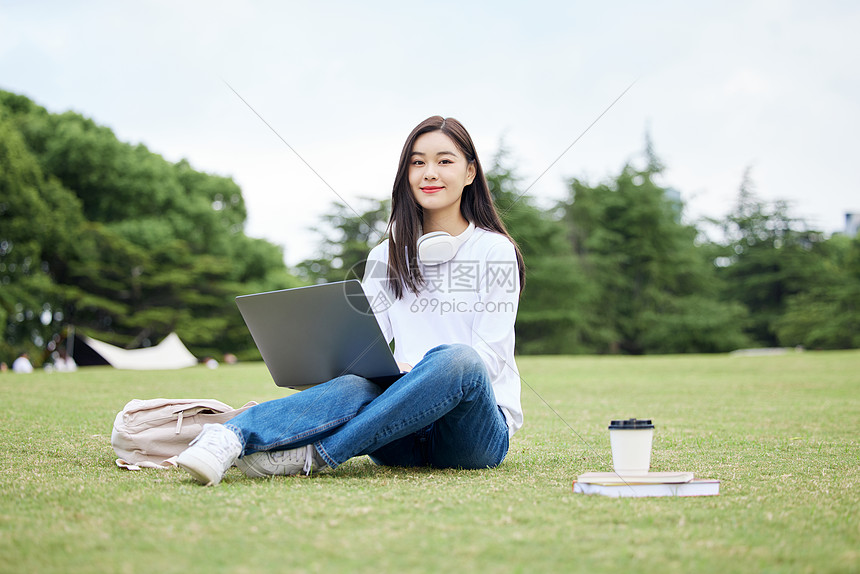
302;444;314;476
268;444;316;476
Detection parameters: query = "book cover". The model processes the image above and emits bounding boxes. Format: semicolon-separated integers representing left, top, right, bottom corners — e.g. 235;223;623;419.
577;471;695;485
573;472;720;497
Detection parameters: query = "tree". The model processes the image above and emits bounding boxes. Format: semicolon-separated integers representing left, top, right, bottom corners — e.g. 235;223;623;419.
487;146;602;354
0;114;84;362
558;148;748;354
296;198;391;284
710;169;829;346
0;90;301;363
774;233;860;349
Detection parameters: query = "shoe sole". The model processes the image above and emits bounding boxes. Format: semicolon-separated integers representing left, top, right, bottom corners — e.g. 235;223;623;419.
177;451;222;486
235;452;309;477
235;457;266;478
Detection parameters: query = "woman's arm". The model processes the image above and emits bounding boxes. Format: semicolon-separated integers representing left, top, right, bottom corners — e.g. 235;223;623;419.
470;240;520;382
361;242;394;343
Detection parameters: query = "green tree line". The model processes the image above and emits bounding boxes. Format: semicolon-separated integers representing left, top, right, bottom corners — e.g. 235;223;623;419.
0;91;301;365
2;90;858;366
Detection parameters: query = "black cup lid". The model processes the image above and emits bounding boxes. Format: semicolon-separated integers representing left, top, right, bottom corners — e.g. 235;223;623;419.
608;418;654;430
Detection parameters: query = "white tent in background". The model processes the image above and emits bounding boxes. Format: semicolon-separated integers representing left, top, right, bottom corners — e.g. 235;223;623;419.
72;331;198;370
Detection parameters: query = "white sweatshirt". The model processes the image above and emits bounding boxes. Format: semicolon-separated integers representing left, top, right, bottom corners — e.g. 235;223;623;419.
361;227;523;437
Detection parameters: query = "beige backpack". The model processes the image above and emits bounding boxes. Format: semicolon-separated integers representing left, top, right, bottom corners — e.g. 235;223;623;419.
111;398;257;470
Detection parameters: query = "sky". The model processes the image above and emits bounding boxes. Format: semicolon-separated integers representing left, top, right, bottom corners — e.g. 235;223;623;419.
2;1;858;265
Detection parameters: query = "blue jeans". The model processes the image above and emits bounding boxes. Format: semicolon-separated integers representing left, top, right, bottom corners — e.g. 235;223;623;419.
225;344;509;469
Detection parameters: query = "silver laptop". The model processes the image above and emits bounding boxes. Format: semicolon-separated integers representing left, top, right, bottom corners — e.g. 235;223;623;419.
235;280;403;390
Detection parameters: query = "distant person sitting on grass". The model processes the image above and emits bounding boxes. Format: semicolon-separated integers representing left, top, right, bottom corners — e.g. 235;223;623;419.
12;353;34;374
177;116;525;486
54;349;77;372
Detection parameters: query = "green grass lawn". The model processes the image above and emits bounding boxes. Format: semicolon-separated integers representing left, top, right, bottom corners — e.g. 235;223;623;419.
1;351;858;573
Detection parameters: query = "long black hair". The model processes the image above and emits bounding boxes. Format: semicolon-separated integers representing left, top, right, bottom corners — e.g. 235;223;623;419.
386;116;525;299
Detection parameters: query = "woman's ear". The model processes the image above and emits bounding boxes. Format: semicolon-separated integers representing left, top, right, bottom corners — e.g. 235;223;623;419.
466;162;477;185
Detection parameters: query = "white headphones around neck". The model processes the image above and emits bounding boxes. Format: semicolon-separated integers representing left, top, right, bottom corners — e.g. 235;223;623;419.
417;221;476;265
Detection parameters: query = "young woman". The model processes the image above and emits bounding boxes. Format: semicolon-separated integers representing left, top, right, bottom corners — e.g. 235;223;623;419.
177;116;525;486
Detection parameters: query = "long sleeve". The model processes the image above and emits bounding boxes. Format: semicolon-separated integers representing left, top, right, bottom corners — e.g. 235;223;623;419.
361;242;394;344
470;241;520;385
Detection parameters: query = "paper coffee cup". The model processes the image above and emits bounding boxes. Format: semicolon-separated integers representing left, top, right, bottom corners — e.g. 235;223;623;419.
609;418;655;475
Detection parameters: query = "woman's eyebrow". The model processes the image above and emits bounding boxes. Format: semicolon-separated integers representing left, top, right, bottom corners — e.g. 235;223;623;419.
411;150;458;157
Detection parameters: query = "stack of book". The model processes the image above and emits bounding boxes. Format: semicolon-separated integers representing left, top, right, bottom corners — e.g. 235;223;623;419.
573;471;720;498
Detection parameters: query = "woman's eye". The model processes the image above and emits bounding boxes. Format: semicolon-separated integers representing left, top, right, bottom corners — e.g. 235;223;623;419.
439;159;453;165
411;160;424;166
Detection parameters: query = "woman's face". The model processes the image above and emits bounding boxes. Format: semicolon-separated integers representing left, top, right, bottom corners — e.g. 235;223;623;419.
408;130;476;221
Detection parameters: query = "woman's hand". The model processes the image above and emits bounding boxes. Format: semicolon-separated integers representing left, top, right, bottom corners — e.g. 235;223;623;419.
397;362;413;373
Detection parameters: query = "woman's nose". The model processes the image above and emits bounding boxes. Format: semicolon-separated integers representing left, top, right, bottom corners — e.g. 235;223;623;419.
424;165;438;179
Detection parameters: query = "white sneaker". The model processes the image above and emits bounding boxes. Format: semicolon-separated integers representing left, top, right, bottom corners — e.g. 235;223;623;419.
236;444;327;478
177;424;243;486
